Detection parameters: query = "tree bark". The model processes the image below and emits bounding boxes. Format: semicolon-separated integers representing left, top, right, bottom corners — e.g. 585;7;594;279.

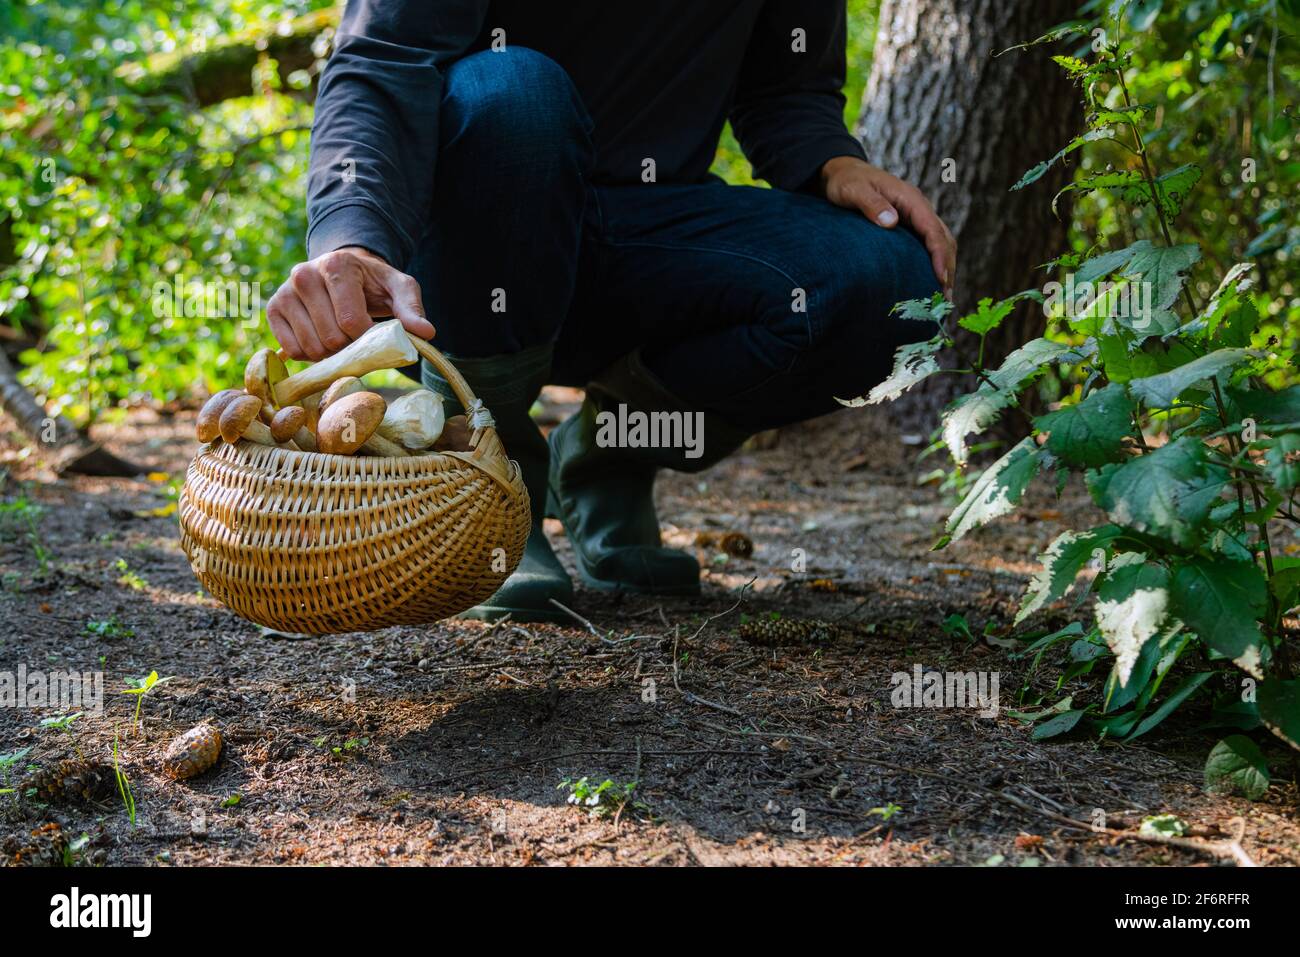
0;349;141;477
857;0;1082;436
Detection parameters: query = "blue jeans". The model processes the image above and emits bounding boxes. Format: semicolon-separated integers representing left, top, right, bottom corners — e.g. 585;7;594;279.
407;48;939;432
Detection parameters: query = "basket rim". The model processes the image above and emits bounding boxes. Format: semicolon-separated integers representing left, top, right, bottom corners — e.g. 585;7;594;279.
200;439;523;494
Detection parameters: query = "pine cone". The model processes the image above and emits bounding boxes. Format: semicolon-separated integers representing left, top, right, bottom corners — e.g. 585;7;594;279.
718;531;754;558
23;760;116;805
737;617;839;647
162;723;223;780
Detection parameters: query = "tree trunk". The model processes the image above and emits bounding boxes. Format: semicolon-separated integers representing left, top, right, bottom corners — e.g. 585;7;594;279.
0;349;140;477
857;0;1082;436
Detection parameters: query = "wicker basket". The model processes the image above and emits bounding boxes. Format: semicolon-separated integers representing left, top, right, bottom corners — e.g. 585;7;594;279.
177;336;530;634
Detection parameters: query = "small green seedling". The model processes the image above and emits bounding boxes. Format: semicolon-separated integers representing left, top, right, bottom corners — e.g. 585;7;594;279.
114;558;148;591
330;737;369;756
85;616;134;639
113;732;135;826
40;713;84;760
558;776;645;820
121;670;174;732
0;497;52;576
0;747;32;795
869;803;903;821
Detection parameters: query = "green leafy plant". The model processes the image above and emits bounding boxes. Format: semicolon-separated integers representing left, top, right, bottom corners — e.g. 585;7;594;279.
0;497;52;575
114;558;148;592
558;776;646;820
121;669;173;733
85;616;134;639
40;712;84;760
848;4;1299;782
0;746;32;797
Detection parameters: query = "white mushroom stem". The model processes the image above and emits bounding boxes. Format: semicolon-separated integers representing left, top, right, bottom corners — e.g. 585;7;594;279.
360;433;410;457
273;321;418;406
376;390;445;450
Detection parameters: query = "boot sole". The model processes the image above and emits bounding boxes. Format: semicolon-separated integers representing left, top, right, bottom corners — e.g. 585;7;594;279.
455;603;576;624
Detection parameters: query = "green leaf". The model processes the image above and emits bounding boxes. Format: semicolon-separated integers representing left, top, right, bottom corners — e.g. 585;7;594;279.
1196;262;1256;340
838;338;943;407
945;439;1044;542
1016;525;1125;624
1032;709;1086;740
1072;242;1145;285
1097;336;1162;383
1035;384;1134;468
942;389;1014;465
958;297;1015;336
1012;128;1117;191
1258;679;1300;751
1204;735;1270;799
1171;558;1266;677
1126;672;1213;740
1091;438;1228;549
1127;348;1251;408
892;293;954;326
1139;814;1188;838
1123;241;1201;311
1121;164;1202;219
1127;0;1164;31
1263;433;1300;491
942;339;1073;464
1095;560;1172;688
1226;385;1300;427
1054;170;1145;215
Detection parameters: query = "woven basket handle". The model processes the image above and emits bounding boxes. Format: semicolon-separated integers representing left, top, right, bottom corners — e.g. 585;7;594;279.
404;333;520;493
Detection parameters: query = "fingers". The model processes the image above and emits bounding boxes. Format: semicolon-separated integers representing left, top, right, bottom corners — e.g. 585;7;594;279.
878;182;957;296
289;263;342;359
319;252;374;342
381;267;435;339
279;288;326;361
265;291;304;360
845;181;900;229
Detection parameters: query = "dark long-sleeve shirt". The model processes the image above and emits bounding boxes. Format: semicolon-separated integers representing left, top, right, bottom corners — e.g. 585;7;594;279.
306;1;866;267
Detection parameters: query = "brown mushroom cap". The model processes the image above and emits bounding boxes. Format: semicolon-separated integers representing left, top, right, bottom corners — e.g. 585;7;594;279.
318;376;364;417
196;389;245;443
317;391;387;455
269;405;307;443
245;348;288;405
219;394;265;444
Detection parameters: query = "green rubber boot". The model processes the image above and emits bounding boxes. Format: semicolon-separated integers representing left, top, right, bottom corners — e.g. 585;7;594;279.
547;351;750;595
423;344;573;622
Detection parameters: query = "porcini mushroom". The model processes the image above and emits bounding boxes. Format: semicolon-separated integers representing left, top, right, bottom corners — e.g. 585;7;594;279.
245;348;289;419
219;394;279;446
316;391;390;456
273;321;418;406
317;376;364;418
196;389;245;443
375;390;445;450
269;406;308;444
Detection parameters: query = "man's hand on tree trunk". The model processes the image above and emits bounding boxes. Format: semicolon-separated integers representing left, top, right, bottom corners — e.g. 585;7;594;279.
266;247;435;360
821;155;957;300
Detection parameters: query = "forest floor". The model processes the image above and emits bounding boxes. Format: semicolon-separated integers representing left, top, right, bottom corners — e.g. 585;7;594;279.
1;393;1298;867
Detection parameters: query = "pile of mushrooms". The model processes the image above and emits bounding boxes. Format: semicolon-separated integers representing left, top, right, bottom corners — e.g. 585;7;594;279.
194;321;471;456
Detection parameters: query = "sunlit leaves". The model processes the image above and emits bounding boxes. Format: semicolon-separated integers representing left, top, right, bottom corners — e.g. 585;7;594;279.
944;438;1044;542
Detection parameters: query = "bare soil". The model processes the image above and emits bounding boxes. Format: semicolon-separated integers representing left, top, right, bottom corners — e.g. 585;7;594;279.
1;396;1297;867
